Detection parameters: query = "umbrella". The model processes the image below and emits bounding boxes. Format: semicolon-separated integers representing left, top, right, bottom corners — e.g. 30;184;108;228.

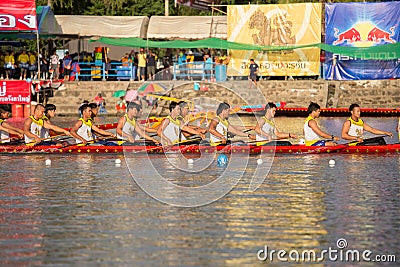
112;90;127;98
125;90;138;102
138;83;166;95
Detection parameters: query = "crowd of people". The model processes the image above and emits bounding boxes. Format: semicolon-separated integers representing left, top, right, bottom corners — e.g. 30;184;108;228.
0;48;83;81
0;100;397;147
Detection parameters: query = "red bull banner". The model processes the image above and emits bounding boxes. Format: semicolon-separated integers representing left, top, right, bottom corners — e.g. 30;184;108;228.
325;2;400;80
0;81;31;104
227;4;321;77
0;0;37;31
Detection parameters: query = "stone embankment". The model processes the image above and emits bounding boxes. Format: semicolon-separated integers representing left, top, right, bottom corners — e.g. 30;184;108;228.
51;79;399;116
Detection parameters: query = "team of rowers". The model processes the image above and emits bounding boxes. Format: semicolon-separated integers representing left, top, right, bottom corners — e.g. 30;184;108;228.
0;100;397;147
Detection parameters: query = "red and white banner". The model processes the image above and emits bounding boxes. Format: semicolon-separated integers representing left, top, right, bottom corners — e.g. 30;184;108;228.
0;81;31;104
0;0;37;31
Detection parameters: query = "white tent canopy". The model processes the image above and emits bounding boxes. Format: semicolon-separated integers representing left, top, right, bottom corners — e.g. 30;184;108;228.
54;15;149;38
147;16;227;40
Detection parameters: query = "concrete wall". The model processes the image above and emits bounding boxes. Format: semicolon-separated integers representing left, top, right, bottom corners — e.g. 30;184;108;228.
51;79;399;116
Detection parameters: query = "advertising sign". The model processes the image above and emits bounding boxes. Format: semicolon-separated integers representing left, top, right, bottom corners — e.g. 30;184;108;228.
325;2;400;80
227;4;321;77
0;0;37;31
0;81;31;104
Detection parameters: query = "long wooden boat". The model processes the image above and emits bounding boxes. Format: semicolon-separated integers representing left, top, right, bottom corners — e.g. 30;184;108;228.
1;143;399;155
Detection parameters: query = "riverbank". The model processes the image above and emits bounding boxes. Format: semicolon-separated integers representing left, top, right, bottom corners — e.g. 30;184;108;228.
51;79;400;116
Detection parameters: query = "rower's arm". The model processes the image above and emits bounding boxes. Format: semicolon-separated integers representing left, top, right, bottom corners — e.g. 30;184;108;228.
157;118;172;145
3;121;24;135
43;121;71;136
228;124;250;138
23;118;41;142
70;120;86;143
180;124;205;139
134;124;159;143
363;122;393;137
309;120;337;140
116;116;126;138
1;123;23;138
208;119;226;140
92;124;116;138
275;128;296;139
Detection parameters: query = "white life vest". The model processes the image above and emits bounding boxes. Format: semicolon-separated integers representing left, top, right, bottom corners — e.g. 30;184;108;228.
256;116;276;141
117;114;139;141
163;115;185;144
348;117;364;137
0;119;10;143
75;118;93;143
304;116;321;146
25;116;44;144
210;116;229;146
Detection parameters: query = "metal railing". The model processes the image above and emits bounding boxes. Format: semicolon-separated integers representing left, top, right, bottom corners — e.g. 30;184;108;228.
74;61;228;82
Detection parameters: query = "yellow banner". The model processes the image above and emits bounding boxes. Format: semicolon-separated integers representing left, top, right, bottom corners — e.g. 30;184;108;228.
227;4;321;77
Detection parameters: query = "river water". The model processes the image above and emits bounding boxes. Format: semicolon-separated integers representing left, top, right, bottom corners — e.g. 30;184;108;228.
0;117;399;266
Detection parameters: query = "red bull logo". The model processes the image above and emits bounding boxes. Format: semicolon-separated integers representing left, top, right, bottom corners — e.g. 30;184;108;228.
333;25;397;45
367;27;396;44
333;27;361;45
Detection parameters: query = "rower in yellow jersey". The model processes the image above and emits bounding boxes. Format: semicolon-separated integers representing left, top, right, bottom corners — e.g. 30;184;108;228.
0;108;24;143
341;103;393;144
116;102;159;144
208;102;255;146
304;102;340;146
255;102;297;146
177;101;206;139
70;104;116;145
24;104;71;144
157;101;204;146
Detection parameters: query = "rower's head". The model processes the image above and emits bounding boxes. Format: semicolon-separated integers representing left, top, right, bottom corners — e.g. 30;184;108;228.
79;104;92;119
307;102;321;118
217;102;230;119
178;101;189;116
0;108;10;119
169;101;180;118
45;104;56;118
265;102;277;117
349;103;361;119
89;103;98;118
127;102;142;117
33;104;45;119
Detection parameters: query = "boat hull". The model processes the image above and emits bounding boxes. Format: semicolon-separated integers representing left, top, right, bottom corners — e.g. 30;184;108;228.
1;144;399;154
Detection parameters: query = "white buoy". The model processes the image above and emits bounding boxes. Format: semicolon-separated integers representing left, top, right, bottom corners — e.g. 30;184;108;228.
115;163;121;168
115;159;122;164
45;159;51;166
257;158;263;165
188;158;194;164
329;159;335;166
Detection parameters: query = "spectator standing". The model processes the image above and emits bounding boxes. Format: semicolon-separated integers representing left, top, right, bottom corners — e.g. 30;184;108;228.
4;51;15;79
249;58;259;87
50;50;60;80
186;50;194;79
39;48;49;80
138;48;147;81
28;51;37;79
204;54;213;81
147;49;157;80
62;51;72;81
129;50;138;81
82;52;93;81
177;49;187;79
0;51;5;79
18;50;29;80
